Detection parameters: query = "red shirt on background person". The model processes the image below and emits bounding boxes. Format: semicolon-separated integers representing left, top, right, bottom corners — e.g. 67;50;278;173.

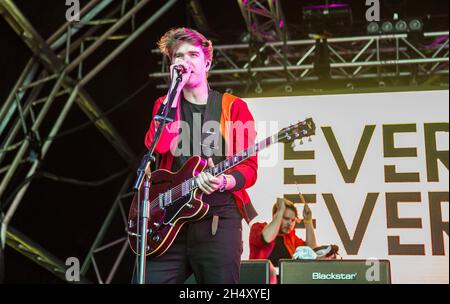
249;198;318;283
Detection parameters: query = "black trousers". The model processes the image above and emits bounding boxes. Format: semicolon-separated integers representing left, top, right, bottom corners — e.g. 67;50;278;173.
133;215;243;284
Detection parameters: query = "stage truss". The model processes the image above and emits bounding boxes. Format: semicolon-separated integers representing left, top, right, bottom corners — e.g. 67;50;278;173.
0;0;179;283
150;31;449;92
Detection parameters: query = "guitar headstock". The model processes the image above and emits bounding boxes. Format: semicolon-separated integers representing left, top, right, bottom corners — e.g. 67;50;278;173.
277;118;316;143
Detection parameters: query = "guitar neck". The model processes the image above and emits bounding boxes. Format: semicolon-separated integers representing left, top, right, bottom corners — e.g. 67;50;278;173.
204;133;278;177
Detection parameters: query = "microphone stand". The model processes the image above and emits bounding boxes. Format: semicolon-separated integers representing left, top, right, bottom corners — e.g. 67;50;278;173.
134;70;182;284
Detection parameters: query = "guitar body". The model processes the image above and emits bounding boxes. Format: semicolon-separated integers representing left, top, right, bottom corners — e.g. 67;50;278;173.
128;156;209;257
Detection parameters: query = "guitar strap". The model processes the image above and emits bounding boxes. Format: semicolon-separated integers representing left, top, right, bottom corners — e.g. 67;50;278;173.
202;90;224;237
200;89;225;164
154;89;225;166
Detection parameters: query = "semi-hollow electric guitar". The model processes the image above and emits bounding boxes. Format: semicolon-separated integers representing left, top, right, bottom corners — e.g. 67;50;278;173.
128;118;316;257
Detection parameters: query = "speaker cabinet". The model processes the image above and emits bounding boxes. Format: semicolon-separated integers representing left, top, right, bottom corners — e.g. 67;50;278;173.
184;259;270;284
279;259;391;284
239;260;270;284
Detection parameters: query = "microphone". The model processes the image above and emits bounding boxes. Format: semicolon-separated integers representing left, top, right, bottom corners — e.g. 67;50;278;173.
173;64;187;75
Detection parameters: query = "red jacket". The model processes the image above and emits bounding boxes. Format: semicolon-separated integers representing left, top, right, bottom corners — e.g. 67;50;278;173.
249;222;306;259
144;93;258;223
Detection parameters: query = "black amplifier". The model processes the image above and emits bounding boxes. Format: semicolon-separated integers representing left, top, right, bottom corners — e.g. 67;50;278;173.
279;259;391;284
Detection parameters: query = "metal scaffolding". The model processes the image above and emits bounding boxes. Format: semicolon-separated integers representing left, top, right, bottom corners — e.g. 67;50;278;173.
6;225;92;283
236;0;291;91
150;31;449;91
238;0;287;43
0;0;179;283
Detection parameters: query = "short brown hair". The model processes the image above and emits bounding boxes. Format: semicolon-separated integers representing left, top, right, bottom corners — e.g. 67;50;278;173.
157;27;213;62
272;199;298;217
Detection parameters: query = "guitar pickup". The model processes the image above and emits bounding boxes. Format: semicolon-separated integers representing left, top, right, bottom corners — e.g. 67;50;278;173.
158;193;165;210
159;190;172;209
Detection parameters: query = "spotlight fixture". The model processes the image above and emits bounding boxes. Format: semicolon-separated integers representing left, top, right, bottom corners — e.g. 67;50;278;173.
381;21;394;33
394;20;408;32
408;19;423;32
302;3;353;36
367;22;380;34
255;83;263;94
367;18;424;35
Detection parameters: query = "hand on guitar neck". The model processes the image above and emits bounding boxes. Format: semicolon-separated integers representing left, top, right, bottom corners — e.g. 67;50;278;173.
196;158;236;195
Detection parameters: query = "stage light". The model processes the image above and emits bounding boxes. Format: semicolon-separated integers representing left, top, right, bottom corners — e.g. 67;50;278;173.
406;18;424;42
381;21;394;33
367;14;423;36
302;3;353;36
284;84;293;93
255;83;263;94
395;20;408;32
240;32;251;43
367;22;380;34
409;19;423;32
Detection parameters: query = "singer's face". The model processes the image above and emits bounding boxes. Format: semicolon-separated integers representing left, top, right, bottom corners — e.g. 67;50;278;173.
279;209;297;234
172;42;209;88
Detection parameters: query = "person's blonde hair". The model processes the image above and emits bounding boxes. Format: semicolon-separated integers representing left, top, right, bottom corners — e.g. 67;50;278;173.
157;27;213;63
272;199;298;217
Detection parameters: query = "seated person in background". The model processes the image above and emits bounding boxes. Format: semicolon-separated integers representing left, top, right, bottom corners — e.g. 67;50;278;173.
249;197;318;282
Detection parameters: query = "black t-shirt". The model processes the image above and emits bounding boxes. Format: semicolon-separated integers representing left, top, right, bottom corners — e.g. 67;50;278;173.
171;97;241;219
268;236;291;267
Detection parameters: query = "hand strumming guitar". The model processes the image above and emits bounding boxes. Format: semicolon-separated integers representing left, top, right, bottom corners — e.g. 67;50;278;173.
196;158;236;195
